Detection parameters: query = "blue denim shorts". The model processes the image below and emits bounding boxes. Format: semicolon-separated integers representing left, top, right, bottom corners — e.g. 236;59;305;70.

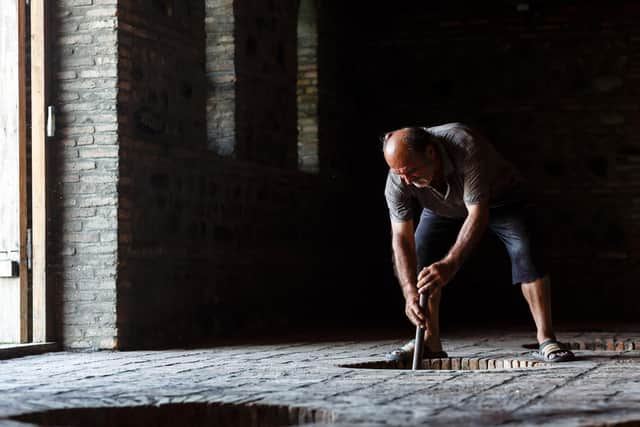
414;202;546;285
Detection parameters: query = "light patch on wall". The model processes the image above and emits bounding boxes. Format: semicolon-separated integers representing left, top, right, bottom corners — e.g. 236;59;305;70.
296;0;319;173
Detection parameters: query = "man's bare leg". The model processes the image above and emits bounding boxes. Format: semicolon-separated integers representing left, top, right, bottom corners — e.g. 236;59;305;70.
424;288;443;352
521;275;571;360
521;275;554;343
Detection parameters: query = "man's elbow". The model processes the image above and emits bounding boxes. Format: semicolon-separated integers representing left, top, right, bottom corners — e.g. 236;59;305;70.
468;200;490;228
391;233;411;250
391;230;415;252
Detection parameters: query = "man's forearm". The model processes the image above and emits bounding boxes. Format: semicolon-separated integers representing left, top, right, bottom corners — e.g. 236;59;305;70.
391;235;418;298
443;206;489;270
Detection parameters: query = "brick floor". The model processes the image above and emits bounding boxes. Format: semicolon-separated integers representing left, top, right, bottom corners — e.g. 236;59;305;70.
1;329;639;426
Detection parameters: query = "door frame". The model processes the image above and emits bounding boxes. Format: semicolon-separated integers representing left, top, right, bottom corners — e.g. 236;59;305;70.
18;0;28;343
30;0;48;343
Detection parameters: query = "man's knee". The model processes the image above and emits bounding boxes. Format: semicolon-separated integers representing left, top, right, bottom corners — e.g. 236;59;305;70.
509;239;532;262
507;238;546;284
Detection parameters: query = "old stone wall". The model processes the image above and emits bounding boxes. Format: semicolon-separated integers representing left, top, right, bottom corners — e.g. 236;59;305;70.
116;0;336;348
117;0;207;348
234;0;299;169
51;0;119;349
206;0;299;169
47;0;640;349
46;0;350;350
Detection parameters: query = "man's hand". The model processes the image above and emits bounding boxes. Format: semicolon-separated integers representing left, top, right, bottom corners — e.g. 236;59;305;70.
404;289;427;328
417;260;458;295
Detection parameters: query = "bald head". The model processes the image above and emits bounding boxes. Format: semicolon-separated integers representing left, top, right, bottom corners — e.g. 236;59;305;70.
382;127;440;188
383;127;436;164
382;129;410;167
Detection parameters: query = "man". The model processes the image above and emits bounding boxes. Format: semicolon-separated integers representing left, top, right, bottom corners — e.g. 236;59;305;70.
382;123;574;363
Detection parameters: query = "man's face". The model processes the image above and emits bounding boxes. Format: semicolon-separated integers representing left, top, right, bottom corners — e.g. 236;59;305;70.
385;142;437;188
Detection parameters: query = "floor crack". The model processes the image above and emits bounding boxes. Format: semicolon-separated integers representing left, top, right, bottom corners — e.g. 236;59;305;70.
430;373;523;416
322;372;407;399
376;373;465;405
510;365;600;414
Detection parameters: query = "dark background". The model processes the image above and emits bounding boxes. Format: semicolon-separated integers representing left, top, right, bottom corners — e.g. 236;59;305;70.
313;0;639;333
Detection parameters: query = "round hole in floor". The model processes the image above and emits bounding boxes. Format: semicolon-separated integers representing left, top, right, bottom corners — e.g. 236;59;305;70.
8;402;334;427
339;357;549;370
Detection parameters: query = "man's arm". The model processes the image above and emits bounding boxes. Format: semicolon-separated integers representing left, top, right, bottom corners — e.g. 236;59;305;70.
443;200;490;271
390;219;426;327
417;200;490;294
390;219;417;297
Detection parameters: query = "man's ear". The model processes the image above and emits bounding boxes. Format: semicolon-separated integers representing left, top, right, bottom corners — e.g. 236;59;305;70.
425;145;436;162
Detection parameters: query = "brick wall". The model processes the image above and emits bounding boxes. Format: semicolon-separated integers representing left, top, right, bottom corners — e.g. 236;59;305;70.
116;0;337;348
205;0;236;156
46;0;356;350
296;0;319;173
52;0;640;347
49;1;640;349
205;0;299;170
320;1;640;322
117;0;207;348
51;0;119;349
234;0;298;169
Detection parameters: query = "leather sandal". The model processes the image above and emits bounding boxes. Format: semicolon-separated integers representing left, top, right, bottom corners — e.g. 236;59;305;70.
532;339;575;363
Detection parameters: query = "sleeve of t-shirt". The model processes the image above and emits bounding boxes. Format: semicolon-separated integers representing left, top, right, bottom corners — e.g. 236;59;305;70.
462;138;490;205
384;171;413;222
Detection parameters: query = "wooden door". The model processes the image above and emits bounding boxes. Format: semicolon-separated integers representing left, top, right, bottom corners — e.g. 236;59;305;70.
0;0;28;343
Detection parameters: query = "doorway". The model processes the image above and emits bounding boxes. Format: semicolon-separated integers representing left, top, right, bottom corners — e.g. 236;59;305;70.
0;0;48;347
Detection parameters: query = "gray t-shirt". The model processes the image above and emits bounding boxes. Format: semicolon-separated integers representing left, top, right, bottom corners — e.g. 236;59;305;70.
384;123;525;221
